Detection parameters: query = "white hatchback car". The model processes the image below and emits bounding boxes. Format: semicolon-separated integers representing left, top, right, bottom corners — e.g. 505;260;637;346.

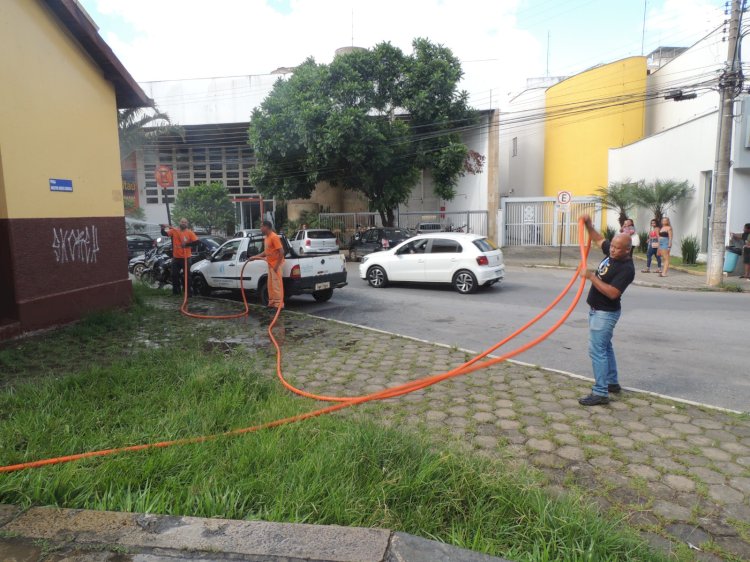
289;229;339;255
359;233;504;294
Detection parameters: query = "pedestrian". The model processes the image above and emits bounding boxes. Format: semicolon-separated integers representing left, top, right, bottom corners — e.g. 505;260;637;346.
577;214;636;406
642;219;662;273
620;218;637;257
658;217;673;277
250;220;285;308
730;222;750;278
161;218;199;296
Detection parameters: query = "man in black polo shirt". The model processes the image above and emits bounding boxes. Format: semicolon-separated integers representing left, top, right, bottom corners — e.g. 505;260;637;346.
578;215;636;406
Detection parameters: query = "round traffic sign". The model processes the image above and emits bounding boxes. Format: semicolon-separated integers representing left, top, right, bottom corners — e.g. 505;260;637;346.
557;190;572;205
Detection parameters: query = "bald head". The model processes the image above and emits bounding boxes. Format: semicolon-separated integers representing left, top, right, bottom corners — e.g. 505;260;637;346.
609;233;632;260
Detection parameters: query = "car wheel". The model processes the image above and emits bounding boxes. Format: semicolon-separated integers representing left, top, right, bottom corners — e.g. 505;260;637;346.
313;288;334;302
453;270;478;294
367;266;388;288
193;274;212;297
132;263;145;278
258;279;270;306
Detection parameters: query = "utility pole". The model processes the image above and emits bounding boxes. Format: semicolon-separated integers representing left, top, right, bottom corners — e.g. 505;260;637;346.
707;0;743;286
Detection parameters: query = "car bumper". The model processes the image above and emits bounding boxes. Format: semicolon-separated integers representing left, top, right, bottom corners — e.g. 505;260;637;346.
476;264;505;284
286;271;348;294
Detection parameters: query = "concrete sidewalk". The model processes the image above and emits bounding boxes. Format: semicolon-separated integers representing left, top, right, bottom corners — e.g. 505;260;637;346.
501;246;748;292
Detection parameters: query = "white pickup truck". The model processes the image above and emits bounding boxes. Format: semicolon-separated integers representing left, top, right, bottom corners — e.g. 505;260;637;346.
190;234;347;303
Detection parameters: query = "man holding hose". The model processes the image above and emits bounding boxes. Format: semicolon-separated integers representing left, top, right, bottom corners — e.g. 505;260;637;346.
250;220;285;308
578;214;635;406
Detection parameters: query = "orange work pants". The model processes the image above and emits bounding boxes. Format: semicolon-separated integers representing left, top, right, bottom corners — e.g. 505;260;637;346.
267;262;284;308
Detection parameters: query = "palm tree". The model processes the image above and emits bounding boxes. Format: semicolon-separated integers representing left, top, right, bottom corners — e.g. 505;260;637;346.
118;108;184;160
594;180;639;227
632;179;694;224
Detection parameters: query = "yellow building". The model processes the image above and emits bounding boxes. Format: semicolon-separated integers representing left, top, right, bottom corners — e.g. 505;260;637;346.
544;57;647;197
0;0;150;338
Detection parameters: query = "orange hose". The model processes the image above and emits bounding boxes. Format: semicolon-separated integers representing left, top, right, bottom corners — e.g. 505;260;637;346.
0;220;591;473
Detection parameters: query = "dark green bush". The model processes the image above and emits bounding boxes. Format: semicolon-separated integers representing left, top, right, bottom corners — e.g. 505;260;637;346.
681;235;700;264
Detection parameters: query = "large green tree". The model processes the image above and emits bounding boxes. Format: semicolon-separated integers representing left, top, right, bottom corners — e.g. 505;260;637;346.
248;39;479;226
172;182;235;234
594;180;638;227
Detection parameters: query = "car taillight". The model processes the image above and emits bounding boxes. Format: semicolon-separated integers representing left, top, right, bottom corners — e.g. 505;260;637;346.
476;255;489;266
290;265;301;278
305;239;311;246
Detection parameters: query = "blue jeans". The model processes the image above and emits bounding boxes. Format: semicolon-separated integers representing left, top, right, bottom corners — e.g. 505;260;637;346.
646;245;661;269
588;309;622;397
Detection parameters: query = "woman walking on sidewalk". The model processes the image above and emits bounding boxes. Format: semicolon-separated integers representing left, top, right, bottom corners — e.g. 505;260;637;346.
642;219;662;273
658;217;673;277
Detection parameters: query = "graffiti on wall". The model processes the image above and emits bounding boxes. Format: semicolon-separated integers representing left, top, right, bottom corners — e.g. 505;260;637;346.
52;225;100;264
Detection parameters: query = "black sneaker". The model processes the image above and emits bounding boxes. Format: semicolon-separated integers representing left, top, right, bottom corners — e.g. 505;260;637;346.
578;394;609;406
608;384;622;394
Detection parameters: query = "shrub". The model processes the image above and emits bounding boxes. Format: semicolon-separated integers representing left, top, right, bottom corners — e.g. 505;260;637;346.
638;230;649;253
602;226;617;241
681;235;700;264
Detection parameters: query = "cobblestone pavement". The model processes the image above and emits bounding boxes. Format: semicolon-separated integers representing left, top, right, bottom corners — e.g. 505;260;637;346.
187;297;750;562
501;247;748;292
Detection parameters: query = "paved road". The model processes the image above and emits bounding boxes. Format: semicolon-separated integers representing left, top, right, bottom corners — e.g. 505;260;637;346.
286;263;749;412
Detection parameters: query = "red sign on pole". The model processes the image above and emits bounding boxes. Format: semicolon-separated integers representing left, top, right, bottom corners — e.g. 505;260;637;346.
155;165;174;189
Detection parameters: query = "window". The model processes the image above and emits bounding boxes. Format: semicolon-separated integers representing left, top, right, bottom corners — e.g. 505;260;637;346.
215;239;242;261
400;239;428;254
429;239;461;253
473;238;498;252
363;230;380;243
512;137;518;157
306;230;336;239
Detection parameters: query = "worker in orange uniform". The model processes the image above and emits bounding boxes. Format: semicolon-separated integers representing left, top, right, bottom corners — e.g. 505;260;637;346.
160;218;199;296
251;220;285;308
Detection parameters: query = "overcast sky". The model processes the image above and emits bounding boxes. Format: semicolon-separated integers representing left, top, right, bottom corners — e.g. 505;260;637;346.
81;0;726;108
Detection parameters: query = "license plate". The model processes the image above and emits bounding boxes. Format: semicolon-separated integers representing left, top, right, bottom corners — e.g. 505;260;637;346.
315;282;330;290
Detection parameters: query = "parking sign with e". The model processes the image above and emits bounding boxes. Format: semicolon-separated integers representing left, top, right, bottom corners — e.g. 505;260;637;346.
557;191;572;205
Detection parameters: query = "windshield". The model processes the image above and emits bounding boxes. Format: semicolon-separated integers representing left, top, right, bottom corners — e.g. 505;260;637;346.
306;230;336;239
473;238;498;252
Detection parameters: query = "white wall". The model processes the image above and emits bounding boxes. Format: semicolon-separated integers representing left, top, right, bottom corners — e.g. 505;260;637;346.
608;113;718;256
645;27;723;135
499;87;547;198
141;74;281;126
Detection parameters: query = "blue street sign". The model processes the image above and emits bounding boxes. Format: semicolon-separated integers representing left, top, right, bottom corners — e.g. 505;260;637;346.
50;178;73;192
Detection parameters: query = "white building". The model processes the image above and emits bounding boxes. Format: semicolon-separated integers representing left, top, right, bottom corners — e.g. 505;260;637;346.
609;27;750;258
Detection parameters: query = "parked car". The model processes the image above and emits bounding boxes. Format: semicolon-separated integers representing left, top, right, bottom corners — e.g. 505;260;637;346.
359;233;504;294
348;227;413;261
235;229;263;238
126;233;155;261
289;229;339;255
191;234;347;303
415;222;444;234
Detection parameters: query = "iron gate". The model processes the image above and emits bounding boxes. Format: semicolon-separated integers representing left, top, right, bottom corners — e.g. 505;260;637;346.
500;197;601;246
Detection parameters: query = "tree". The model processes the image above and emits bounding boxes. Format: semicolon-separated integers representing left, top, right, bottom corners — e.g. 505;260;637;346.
172;182;235;234
594;180;638;227
632;179;694;224
248;38;481;226
118;108;184;160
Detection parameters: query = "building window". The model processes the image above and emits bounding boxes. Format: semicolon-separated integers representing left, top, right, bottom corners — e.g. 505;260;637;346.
512;137;518;157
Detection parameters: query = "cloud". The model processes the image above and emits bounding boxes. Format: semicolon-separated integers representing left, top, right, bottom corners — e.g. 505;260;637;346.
646;0;725;48
85;0;542;107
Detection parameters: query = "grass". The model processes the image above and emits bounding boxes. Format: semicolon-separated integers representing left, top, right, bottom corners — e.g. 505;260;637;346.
0;291;669;561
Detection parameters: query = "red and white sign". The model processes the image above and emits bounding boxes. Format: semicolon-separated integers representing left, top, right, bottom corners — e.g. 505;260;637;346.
155;165;174;189
556;190;572;213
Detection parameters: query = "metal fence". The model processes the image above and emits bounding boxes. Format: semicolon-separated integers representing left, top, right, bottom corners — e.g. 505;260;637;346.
501;197;601;247
319;210;489;243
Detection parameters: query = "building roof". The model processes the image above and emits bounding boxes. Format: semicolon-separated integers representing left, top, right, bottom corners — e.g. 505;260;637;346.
44;0;152;109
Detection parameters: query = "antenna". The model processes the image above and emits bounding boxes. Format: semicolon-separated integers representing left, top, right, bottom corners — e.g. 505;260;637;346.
546;31;550;76
641;0;647;55
351;8;354;46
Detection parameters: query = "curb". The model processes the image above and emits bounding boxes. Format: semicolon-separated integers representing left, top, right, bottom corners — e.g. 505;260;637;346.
0;506;510;562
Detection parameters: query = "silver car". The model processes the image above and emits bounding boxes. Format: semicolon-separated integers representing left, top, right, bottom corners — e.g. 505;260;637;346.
289;229;339;255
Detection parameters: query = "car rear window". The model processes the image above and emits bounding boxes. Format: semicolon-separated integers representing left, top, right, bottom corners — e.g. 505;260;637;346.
473;238;498;252
306;230;336;239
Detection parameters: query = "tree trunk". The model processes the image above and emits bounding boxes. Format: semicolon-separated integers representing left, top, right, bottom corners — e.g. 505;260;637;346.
378;208;396;227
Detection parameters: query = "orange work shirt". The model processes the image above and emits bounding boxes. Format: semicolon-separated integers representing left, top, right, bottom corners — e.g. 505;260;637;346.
265;231;284;269
166;228;198;259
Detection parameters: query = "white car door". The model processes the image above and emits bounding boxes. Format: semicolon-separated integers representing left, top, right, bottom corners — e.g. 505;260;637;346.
387;238;428;282
422;238;462;283
204;239;243;288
